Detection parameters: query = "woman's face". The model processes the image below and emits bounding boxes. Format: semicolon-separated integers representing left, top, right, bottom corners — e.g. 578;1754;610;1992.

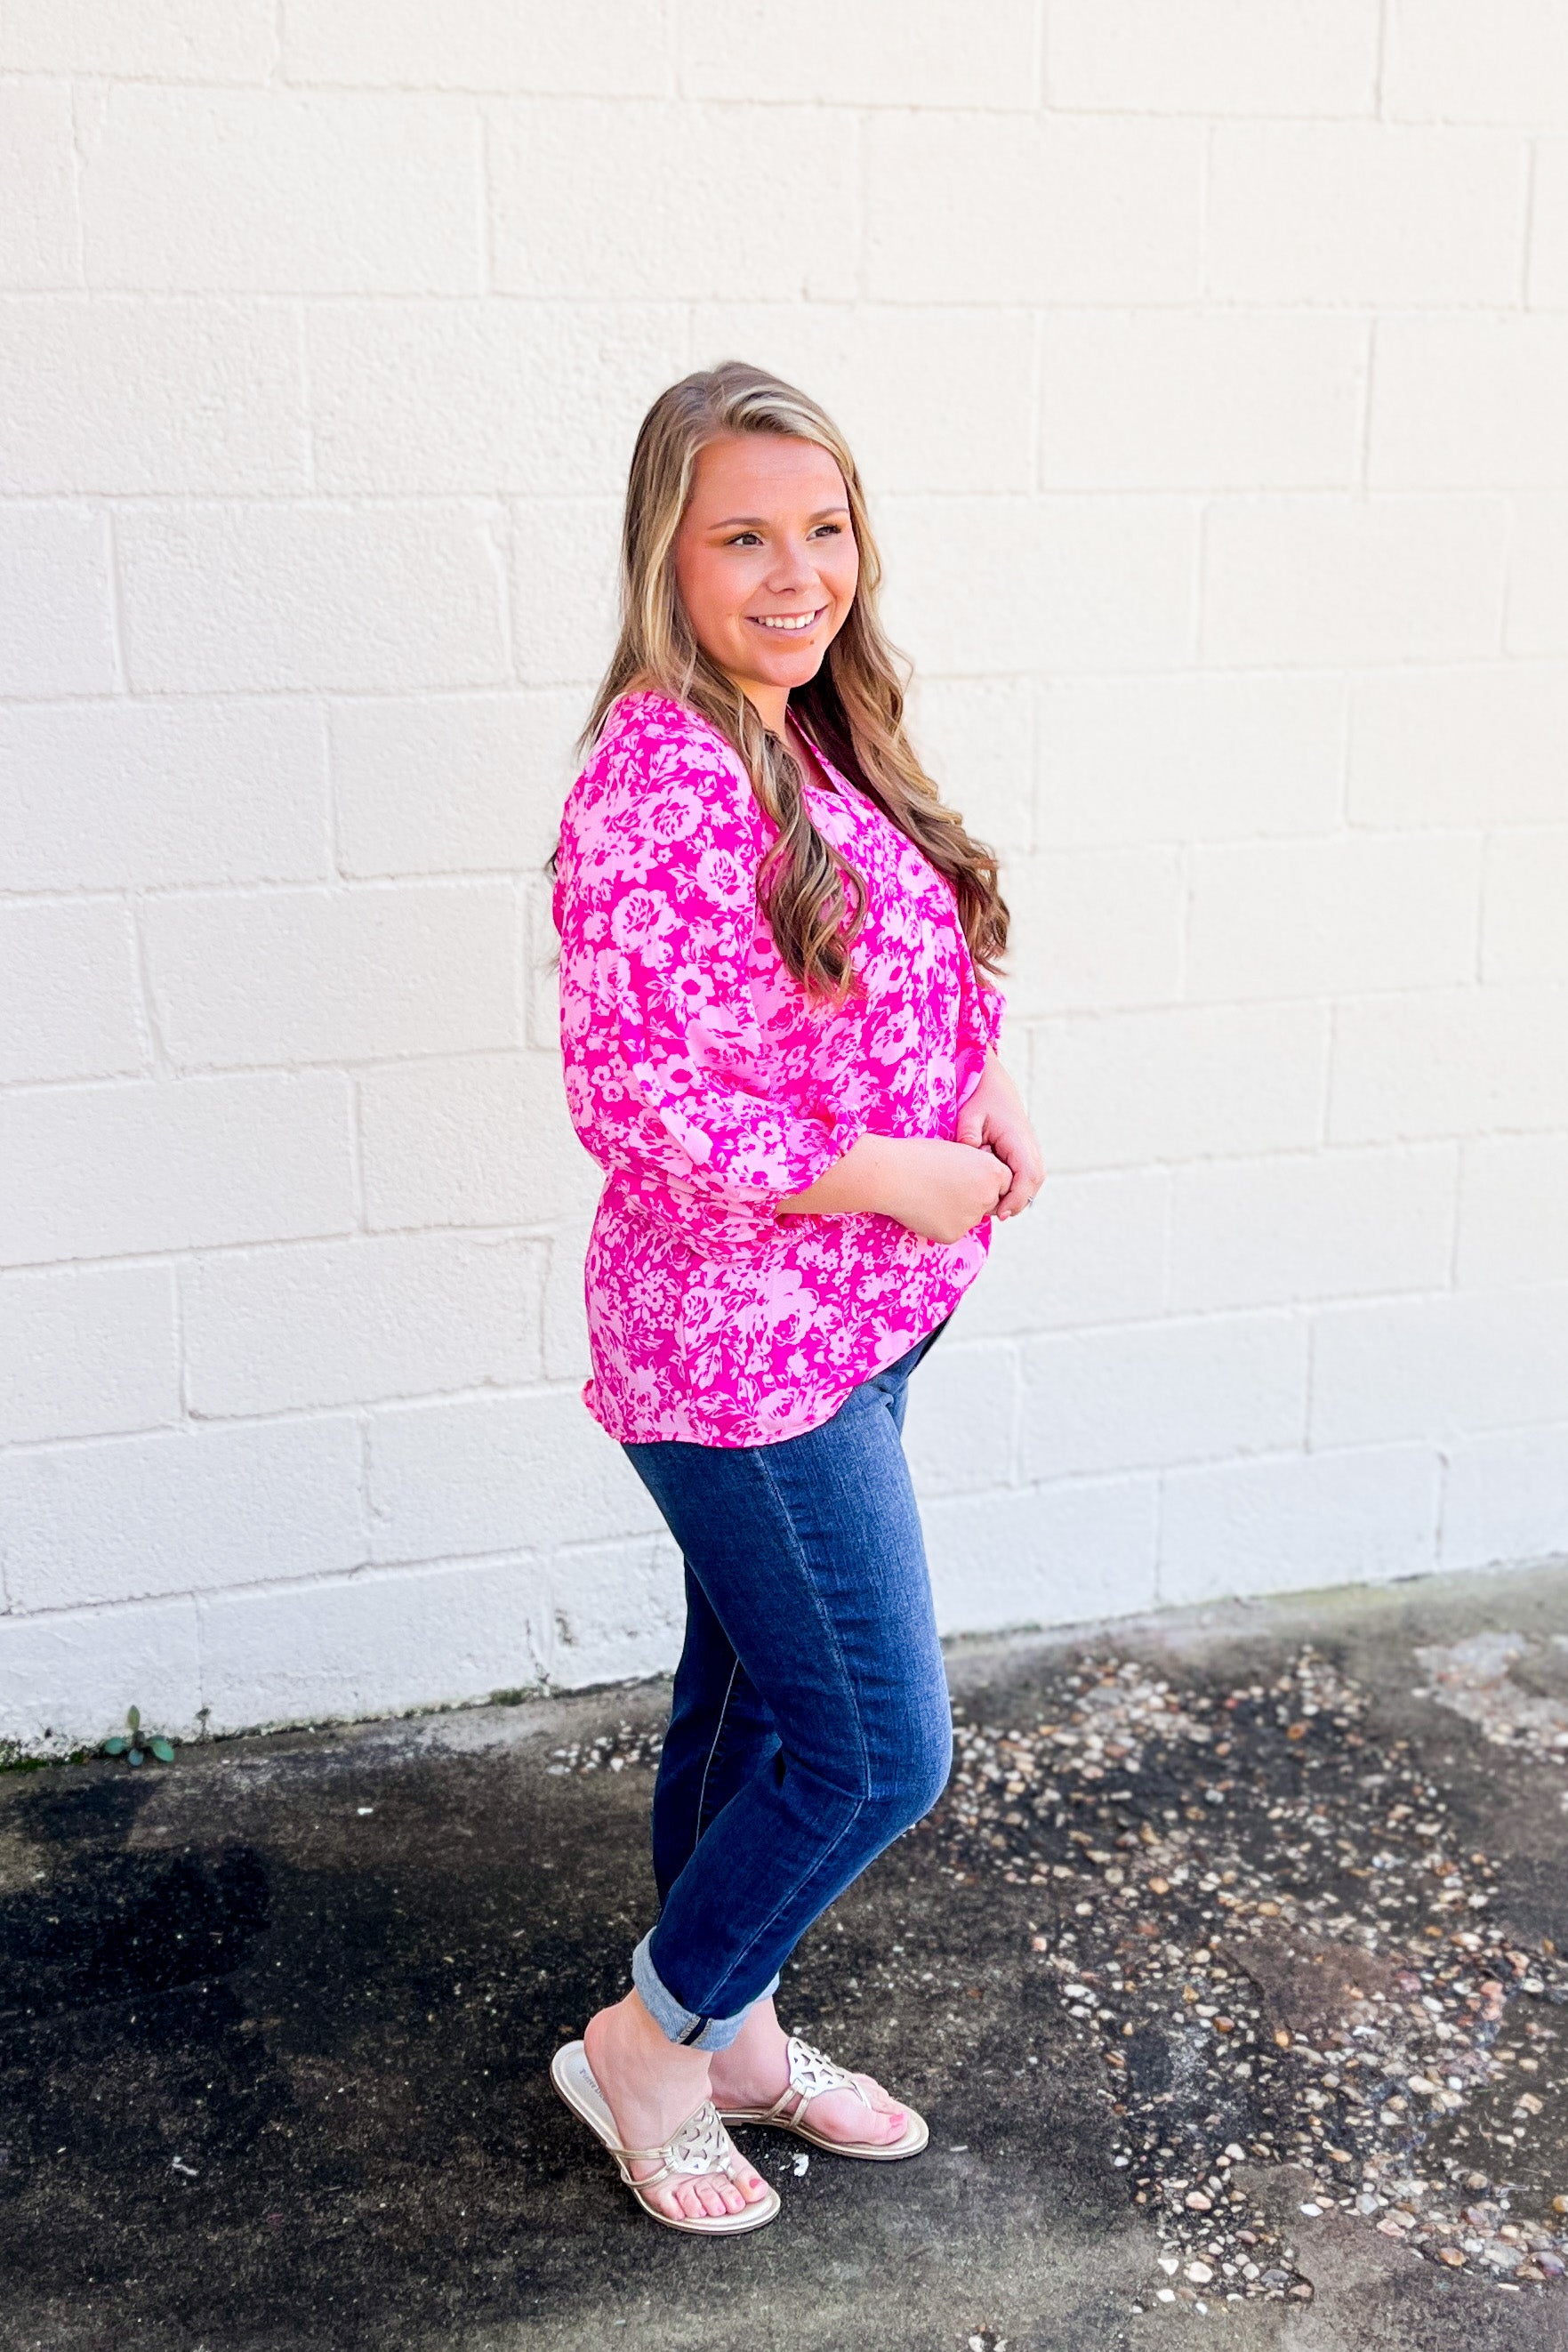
671;431;860;721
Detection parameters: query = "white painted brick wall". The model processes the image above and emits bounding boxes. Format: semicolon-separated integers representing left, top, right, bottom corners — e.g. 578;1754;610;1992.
279;0;671;99
3;700;331;888
0;85;79;287
0;1416;365;1609
3;1;1564;1754
0;900;143;1082
1533;146;1568;306
1347;666;1568;825
1457;1137;1568;1285
116;503;511;692
1017;1311;1310;1479
140;881;519;1066
180;1232;547;1416
0;1265;179;1446
0;506;118;694
0;1070;355;1262
1045;0;1383;117
1205;125;1528;306
1508;494;1568;653
1483;828;1568;980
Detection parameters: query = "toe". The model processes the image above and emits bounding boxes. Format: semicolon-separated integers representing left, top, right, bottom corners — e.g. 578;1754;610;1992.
852;2074;907;2137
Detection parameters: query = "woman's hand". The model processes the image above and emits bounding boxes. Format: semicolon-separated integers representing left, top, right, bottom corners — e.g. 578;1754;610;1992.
954;1050;1044;1220
870;1137;1011;1243
777;1132;1009;1242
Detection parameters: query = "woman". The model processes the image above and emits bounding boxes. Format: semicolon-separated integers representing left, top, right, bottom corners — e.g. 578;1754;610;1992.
548;362;1044;2234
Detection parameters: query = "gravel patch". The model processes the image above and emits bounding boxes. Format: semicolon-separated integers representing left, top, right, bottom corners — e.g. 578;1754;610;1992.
1414;1631;1568;1784
933;1645;1568;2316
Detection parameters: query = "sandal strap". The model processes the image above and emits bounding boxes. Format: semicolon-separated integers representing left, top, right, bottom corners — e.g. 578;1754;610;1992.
767;2034;875;2125
609;2098;749;2184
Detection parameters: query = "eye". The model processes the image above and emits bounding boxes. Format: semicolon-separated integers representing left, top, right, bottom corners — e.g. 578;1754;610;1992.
810;522;844;539
725;530;764;547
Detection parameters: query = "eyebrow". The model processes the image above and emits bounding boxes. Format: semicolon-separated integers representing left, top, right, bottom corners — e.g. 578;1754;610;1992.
709;505;851;528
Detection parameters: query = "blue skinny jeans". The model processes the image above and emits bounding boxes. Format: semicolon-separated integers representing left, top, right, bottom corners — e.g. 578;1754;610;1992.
618;1317;953;2052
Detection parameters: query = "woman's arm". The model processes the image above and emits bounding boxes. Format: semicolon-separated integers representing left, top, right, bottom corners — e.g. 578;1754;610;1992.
777;1132;1009;1244
954;1049;1043;1219
779;1047;1042;1240
554;728;867;1241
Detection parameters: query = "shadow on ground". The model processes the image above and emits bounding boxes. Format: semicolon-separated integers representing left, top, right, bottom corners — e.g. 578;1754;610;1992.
4;1562;1568;2351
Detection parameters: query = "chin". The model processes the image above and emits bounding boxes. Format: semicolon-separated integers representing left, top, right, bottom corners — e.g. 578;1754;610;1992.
762;645;830;689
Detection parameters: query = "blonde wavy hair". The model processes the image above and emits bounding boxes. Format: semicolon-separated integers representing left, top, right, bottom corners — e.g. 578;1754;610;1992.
566;360;1009;1005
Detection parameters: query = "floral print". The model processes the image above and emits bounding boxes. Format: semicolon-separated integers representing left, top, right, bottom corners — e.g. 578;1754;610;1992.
552;689;1006;1446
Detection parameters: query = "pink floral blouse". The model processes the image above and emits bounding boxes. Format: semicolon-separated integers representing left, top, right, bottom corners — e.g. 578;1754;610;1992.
552;689;1007;1447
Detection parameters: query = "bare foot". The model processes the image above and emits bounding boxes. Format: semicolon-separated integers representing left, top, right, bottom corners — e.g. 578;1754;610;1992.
582;1993;771;2224
707;1996;911;2148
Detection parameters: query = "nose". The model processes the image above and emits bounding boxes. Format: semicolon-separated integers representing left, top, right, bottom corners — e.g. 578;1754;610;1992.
762;535;819;595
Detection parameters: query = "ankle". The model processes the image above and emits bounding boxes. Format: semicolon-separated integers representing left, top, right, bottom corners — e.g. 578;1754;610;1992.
587;1994;711;2100
711;1998;784;2061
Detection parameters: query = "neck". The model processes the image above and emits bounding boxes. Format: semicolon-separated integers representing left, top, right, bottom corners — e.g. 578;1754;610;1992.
730;677;789;736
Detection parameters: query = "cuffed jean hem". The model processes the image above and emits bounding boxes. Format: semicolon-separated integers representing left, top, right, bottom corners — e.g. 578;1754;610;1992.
631;1930;781;2053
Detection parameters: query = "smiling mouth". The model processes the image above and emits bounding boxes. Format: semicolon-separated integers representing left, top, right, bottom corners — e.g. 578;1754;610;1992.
747;608;828;633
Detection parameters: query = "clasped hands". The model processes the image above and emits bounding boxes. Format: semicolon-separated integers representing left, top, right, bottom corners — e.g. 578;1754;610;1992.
777;1051;1045;1244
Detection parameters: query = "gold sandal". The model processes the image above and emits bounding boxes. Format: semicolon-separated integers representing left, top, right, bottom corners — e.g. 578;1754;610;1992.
715;2033;929;2162
551;2040;781;2235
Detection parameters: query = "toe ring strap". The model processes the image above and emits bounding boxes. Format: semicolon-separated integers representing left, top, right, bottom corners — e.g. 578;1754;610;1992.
611;2098;748;2184
768;2034;874;2123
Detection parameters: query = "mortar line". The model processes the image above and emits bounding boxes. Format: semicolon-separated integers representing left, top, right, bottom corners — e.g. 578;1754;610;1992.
346;1068;366;1232
1521;138;1539;309
1445;1139;1466;1293
356;1411;374;1563
476;101;495;296
171;1246;190;1430
65;80;88;292
852;105;867;303
294;298;317;492
1357;316;1378;496
1335;669;1354;831
100;502;129;696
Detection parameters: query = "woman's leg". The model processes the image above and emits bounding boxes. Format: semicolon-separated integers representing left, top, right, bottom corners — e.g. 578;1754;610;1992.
582;1327;951;2212
700;1321;955;2139
622;1337;953;2044
650;1562;780;1904
650;1315;949;1905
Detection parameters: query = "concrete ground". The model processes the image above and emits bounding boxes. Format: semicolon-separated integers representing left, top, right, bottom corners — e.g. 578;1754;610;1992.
4;1561;1568;2352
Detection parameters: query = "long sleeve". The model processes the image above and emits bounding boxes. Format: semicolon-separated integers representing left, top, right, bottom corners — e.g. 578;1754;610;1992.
553;689;1001;1447
973;978;1007;1055
554;720;864;1249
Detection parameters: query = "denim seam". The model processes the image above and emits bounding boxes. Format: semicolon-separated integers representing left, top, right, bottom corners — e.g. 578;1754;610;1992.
694;1655;741;1841
752;1436;872;1806
657;1439;874;2020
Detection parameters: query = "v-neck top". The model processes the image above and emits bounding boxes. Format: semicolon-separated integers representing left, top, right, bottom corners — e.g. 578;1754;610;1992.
551;689;1006;1446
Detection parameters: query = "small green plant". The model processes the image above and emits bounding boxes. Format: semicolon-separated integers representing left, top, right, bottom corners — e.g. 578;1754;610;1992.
102;1706;175;1768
